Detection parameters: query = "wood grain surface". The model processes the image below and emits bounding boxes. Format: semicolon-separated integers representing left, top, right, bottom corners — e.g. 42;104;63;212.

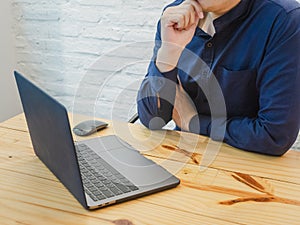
0;114;299;224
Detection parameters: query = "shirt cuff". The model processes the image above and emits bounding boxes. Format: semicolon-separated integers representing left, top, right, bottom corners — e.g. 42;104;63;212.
148;60;178;93
209;117;227;142
189;114;211;136
161;68;178;83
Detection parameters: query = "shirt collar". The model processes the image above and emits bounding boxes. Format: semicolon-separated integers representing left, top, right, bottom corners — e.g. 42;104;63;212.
213;0;254;33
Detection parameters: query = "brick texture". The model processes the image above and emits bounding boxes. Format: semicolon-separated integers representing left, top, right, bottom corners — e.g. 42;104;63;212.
12;0;169;121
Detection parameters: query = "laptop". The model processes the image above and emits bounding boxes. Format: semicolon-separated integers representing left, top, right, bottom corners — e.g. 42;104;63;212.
14;71;180;210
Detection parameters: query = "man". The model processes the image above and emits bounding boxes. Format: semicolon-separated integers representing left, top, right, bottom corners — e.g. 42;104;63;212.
137;0;300;156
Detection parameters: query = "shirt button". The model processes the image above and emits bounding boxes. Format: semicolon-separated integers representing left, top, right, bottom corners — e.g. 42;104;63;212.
207;42;213;48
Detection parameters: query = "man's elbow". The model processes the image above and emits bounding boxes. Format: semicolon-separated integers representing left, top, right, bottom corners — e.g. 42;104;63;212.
137;106;167;130
257;134;297;156
267;145;290;156
140;116;167;130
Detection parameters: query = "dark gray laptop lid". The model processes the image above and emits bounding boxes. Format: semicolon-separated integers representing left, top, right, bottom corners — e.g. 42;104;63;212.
14;71;88;209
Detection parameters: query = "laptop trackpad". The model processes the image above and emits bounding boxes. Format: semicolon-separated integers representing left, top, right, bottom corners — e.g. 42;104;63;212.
96;147;174;187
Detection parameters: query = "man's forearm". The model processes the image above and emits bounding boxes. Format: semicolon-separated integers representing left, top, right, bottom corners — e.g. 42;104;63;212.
156;43;183;73
137;61;178;129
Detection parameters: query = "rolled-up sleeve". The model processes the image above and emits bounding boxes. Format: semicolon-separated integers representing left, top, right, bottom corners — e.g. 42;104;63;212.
137;21;178;129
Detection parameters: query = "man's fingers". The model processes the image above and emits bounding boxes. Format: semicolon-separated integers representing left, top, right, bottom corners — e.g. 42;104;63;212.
162;1;203;31
168;12;197;30
183;0;204;19
189;9;196;27
166;10;190;30
189;0;204;18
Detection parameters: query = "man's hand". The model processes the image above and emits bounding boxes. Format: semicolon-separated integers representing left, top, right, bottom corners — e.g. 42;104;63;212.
156;0;204;72
172;81;198;131
161;0;203;46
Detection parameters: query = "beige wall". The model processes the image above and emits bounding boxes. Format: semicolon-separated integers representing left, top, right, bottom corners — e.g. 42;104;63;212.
0;1;22;122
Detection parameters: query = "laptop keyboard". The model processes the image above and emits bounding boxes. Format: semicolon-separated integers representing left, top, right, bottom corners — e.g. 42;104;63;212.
75;143;139;202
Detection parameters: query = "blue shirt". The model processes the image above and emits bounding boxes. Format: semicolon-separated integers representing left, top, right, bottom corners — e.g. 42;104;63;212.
137;0;300;156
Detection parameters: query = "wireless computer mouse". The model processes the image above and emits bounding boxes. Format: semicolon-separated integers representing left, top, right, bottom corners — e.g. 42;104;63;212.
73;120;108;136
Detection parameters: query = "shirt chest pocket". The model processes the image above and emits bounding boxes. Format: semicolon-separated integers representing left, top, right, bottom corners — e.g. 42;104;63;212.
214;67;258;116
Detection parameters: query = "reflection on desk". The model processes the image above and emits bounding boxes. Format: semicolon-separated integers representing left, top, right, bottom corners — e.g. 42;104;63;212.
0;113;300;225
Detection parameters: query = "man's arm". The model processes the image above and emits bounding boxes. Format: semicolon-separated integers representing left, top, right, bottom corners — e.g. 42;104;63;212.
188;9;300;156
137;0;203;129
222;9;300;155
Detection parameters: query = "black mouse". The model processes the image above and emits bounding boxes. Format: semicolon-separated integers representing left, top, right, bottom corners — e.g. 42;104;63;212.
73;120;108;136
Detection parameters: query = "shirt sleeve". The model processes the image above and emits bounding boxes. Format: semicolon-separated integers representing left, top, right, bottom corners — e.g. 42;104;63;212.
204;9;300;156
137;21;178;129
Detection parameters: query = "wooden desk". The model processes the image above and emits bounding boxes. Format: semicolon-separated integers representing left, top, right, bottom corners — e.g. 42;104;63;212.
1;114;300;224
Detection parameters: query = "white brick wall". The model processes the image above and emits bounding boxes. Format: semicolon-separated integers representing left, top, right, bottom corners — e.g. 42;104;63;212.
0;1;22;122
12;0;170;121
